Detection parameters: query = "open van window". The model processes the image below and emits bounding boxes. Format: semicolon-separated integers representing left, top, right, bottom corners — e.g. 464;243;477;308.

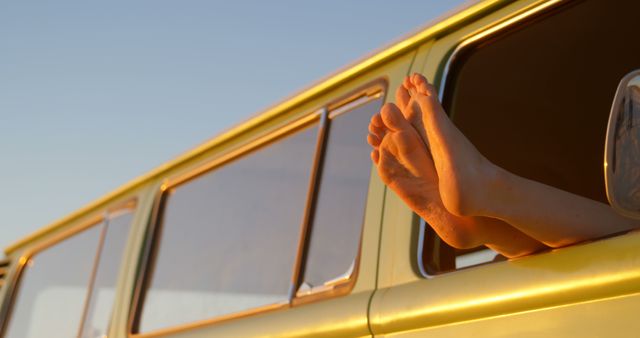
421;0;640;274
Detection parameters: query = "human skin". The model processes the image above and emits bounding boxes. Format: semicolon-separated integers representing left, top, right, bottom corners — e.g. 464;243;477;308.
368;73;638;257
368;101;545;258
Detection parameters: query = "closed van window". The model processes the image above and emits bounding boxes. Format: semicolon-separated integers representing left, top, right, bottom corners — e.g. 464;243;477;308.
80;209;135;338
137;123;318;333
4;225;102;338
300;97;382;290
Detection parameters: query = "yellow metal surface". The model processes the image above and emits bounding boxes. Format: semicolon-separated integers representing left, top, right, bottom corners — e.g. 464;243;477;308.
121;43;416;338
9;1;638;338
4;0;514;256
371;231;640;337
371;0;640;336
380;293;640;338
376;0;558;292
130;291;373;338
108;184;159;338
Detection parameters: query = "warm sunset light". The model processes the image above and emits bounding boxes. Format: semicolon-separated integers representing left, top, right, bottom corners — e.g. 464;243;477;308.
2;1;640;338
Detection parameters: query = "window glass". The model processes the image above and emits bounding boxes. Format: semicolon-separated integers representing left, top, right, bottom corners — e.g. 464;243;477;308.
138;123;318;333
301;97;382;290
4;225;102;338
424;0;640;272
80;209;135;338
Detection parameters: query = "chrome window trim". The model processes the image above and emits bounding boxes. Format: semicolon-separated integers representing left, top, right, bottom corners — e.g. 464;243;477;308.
80;202;138;338
417;219;431;278
129;111;324;336
291;108;329;299
0;200;137;337
0;214;105;337
418;0;564;278
328;92;384;120
0;258;24;337
292;81;386;305
436;0;563;101
129;79;387;336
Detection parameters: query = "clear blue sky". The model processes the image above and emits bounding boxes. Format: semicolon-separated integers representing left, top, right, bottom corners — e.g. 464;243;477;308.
0;1;466;251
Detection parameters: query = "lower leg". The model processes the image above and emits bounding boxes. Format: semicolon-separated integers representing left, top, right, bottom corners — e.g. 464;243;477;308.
369;103;546;256
404;73;639;247
486;167;638;247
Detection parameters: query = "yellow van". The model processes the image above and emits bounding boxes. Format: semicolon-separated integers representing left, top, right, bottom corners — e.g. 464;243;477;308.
2;0;640;337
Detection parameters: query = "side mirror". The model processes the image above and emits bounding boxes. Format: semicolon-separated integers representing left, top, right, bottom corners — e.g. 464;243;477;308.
605;70;640;219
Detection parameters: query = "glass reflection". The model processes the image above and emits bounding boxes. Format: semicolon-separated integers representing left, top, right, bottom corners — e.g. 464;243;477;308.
610;81;640;214
138;123;318;333
5;225;102;338
79;210;134;338
302;98;382;289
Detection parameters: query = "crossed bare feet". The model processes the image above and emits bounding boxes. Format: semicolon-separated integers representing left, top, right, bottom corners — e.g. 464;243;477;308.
367;74;493;249
368;73;545;256
369;73;640;257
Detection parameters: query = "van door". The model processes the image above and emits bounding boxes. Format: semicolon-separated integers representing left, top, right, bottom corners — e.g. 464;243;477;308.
371;0;640;337
125;52;415;338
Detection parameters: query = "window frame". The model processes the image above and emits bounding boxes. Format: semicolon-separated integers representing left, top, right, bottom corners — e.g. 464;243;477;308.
130;108;323;336
0;199;137;337
293;83;386;306
417;0;567;277
79;200;138;337
129;79;387;336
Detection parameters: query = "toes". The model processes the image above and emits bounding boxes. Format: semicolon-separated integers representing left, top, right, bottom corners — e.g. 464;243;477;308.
403;76;412;88
380;103;413;132
411;73;437;97
367;133;381;148
371;113;385;128
370;149;380;165
368;122;385;138
369;114;386;137
395;85;411;111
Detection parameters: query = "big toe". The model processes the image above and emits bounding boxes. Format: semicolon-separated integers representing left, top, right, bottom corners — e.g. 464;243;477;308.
411;73;437;97
414;90;443;119
380;103;413;132
370;149;380;165
369;113;386;139
395;85;411;111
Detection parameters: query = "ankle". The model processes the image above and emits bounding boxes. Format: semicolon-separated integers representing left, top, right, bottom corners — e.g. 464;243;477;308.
446;155;499;217
479;161;511;217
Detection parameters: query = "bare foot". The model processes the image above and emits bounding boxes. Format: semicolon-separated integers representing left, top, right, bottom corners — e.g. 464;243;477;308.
398;73;499;217
368;103;486;248
368;103;438;210
395;77;429;148
369;101;547;256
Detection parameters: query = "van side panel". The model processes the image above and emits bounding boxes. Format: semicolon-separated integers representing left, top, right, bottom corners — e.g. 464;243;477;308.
371;231;640;337
121;50;416;338
372;0;640;337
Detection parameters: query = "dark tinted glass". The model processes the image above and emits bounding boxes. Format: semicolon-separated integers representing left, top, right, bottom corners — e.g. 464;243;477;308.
444;0;640;203
426;0;640;272
80;210;134;338
301;98;382;289
5;225;102;338
138;124;318;333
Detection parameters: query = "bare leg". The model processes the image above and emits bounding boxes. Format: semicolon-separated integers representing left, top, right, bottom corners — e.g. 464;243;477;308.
405;73;639;247
368;103;545;257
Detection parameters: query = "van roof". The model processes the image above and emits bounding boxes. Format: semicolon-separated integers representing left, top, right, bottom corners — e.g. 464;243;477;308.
4;0;509;255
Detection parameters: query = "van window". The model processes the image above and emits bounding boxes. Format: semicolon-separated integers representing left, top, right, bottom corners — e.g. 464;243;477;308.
422;0;640;273
4;224;102;338
79;208;135;338
300;97;382;292
137;123;319;333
